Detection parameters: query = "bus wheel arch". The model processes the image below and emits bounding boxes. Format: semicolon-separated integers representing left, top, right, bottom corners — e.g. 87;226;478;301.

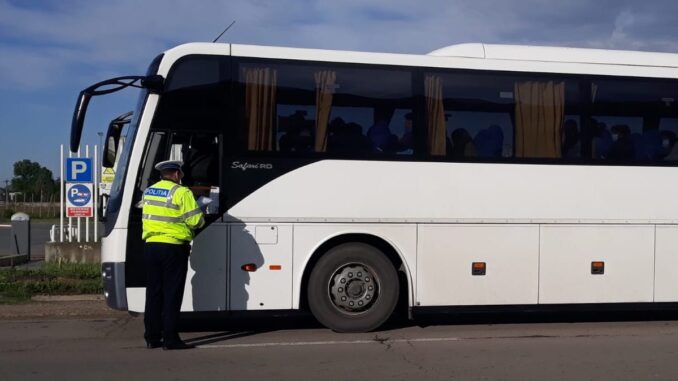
301;234;411;332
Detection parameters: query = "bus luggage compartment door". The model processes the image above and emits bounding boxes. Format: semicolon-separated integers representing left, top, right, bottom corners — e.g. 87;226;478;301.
539;225;654;304
417;224;540;306
181;223;228;312
229;224;293;310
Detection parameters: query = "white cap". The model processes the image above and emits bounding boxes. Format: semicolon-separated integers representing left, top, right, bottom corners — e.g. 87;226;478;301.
154;160;183;172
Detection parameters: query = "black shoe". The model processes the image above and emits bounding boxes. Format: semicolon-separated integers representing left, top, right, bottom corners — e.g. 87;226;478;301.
162;341;195;350
146;340;163;349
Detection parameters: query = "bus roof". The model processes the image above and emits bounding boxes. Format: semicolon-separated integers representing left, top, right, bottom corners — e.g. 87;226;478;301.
160;42;678;79
428;43;678;69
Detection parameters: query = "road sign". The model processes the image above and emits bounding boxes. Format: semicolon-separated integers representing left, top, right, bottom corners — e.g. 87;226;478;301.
66;183;93;217
100;167;115;195
102;167;115;183
66;158;93;182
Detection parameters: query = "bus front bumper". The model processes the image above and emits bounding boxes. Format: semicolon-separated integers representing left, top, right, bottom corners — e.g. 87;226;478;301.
102;262;128;310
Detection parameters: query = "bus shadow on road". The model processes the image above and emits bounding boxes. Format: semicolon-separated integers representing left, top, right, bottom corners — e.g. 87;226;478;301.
183;331;262;346
178;311;324;338
413;307;678;327
178;306;678;343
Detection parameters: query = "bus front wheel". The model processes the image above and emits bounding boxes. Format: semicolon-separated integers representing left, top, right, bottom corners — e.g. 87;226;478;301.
307;243;399;333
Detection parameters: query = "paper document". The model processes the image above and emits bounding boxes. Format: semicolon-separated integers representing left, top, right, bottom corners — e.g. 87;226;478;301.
197;196;213;208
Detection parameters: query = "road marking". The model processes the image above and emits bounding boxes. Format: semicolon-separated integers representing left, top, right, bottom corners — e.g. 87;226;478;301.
199;337;462;349
0;225;10;228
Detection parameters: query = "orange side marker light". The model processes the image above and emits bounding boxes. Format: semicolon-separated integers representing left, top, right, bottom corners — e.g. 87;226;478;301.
591;261;605;275
472;262;486;276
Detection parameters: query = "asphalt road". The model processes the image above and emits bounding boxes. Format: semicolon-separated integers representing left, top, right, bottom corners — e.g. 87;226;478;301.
2;312;678;381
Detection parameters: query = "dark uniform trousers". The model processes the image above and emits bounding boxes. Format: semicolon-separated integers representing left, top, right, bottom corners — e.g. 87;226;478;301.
143;242;190;345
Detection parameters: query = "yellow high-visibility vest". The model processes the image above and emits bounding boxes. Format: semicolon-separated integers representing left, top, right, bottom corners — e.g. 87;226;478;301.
141;180;205;244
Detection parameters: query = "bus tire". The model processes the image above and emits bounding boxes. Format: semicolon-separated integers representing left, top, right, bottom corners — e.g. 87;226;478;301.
307;242;399;333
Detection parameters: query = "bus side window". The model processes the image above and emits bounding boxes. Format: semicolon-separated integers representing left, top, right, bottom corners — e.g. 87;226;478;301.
182;133;219;188
138;131;168;191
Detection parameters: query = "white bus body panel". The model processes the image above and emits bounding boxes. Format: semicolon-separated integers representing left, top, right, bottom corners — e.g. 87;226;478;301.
429;43;678;70
655;226;678;302
227;43;678;79
101;228;127;263
228;161;678;224
417;225;539;306
539;225;655;304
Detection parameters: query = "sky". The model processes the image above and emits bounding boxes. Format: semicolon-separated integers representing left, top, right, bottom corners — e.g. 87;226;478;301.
2;0;678;184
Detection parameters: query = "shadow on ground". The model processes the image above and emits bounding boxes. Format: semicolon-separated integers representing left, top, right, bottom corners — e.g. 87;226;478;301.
177;307;678;345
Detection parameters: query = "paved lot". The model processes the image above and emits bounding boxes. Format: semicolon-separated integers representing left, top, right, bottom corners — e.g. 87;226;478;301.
1;308;678;381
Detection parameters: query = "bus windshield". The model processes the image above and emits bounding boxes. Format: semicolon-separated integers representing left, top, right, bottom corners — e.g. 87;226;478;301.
104;90;147;231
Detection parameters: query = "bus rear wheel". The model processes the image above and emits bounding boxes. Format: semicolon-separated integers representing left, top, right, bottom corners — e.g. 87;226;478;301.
307;243;399;333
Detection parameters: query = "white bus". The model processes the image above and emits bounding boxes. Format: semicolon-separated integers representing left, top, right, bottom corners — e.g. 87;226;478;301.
72;42;678;332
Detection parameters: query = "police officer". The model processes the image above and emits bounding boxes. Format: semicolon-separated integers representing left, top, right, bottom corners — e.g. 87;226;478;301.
142;160;204;350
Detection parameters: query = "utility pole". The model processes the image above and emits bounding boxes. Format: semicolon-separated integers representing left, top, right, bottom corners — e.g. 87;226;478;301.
4;179;8;205
98;132;104;197
97;132;104;167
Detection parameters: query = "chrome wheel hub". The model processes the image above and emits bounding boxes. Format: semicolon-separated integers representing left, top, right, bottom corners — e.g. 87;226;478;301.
329;264;378;313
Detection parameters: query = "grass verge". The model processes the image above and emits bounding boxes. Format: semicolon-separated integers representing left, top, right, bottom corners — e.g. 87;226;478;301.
0;263;102;304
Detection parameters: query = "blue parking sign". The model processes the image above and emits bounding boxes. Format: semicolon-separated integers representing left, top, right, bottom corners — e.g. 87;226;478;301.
66;158;93;182
67;184;92;206
66;183;93;217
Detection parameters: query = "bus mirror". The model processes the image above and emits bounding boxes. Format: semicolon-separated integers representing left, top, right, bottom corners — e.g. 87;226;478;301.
103;134;119;168
102;111;132;168
70;90;92;153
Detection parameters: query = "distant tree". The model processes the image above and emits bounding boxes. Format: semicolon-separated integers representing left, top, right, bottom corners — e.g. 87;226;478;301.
10;160;58;201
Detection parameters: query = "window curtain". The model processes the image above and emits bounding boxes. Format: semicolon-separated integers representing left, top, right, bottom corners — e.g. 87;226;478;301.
425;75;447;156
514;81;565;158
244;68;277;151
314;70;336;152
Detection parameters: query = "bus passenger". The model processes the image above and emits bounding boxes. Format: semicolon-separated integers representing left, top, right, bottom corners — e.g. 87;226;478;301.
449;128;476;158
279;111;314;153
367;120;398;153
475;125;504;158
608;124;634;161
636;129;662;161
183;134;218;186
562;119;580;158
397;112;414;153
593;121;612;159
660;131;677;159
663;131;678;160
280;124;313;153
